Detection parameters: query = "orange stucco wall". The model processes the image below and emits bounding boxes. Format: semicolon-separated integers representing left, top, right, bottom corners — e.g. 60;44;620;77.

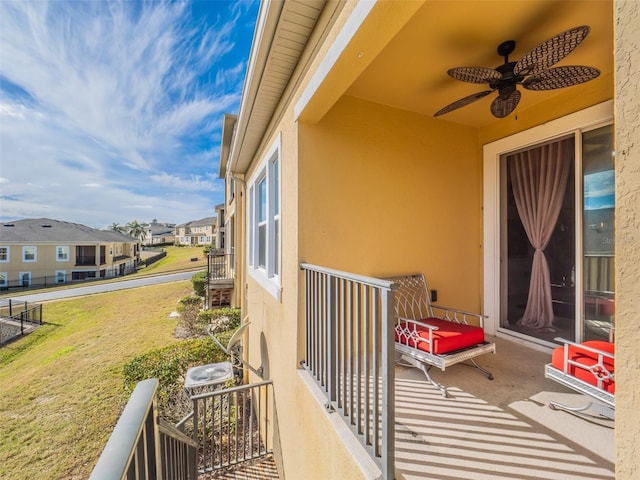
299;95;483;312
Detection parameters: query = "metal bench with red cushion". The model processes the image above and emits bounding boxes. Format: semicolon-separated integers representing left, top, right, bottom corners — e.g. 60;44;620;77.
388;274;495;397
545;337;615;419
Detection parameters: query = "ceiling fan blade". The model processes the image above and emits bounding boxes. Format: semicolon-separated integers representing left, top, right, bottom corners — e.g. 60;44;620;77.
490;89;521;118
522;65;601;90
434;90;493;117
514;25;591;76
448;67;502;84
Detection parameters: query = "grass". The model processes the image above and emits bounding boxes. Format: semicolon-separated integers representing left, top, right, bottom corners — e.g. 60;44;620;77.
135;245;208;276
0;280;194;480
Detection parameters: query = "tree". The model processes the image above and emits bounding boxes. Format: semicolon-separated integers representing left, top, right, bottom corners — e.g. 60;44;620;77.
126;220;147;242
109;223;125;233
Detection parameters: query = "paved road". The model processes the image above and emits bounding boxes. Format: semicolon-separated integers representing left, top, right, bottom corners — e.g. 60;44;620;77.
5;270;198;303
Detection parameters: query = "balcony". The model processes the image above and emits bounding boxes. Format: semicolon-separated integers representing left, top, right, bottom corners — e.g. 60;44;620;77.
208;253;234;307
75;256;96;266
299;263;613;480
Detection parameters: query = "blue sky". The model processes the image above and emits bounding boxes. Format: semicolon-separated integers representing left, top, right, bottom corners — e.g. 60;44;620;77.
584;169;615;210
0;0;259;228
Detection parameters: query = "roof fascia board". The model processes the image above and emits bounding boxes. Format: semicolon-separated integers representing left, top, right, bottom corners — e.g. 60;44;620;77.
294;0;375;121
219;113;238;179
228;0;284;174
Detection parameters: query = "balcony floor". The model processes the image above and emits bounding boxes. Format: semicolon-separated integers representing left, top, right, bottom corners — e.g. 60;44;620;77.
394;335;614;480
201;455;279;479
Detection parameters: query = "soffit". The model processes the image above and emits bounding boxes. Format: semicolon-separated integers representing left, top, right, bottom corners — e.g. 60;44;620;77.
230;0;325;174
345;0;614;129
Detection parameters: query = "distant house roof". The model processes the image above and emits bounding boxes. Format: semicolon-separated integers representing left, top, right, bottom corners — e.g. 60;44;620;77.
175;217;216;228
148;225;174;236
0;218;138;243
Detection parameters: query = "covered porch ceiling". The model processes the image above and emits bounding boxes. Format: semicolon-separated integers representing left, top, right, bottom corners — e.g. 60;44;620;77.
345;0;613;130
230;1;614;174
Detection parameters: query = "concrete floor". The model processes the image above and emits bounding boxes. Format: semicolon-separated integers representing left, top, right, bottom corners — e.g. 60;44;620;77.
203;455;279;480
394;335;614;480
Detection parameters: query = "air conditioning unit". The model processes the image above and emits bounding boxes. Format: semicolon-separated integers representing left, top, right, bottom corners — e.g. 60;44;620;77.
184;361;233;390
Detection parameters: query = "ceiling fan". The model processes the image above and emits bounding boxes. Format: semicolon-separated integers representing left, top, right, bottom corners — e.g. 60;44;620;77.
434;25;600;119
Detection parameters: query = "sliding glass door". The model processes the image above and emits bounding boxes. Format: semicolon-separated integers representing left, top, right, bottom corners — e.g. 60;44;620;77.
582;124;615;341
498;123;614;346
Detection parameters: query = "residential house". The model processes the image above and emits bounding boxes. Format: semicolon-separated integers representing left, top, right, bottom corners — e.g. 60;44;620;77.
173;217;217;247
217;1;638;479
0;218;140;288
143;221;175;246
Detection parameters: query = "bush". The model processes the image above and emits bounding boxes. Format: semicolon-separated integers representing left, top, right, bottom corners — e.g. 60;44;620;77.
191;270;207;297
122;335;233;422
177;295;202;335
197;307;241;335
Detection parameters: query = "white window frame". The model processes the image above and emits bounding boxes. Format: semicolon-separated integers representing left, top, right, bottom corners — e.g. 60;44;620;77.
247;135;282;300
0;272;7;287
22;246;37;262
0;246;9;262
56;246;69;261
55;270;66;284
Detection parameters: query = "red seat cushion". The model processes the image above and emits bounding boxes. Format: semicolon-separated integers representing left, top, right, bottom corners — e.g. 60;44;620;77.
395;318;485;355
551;340;615;394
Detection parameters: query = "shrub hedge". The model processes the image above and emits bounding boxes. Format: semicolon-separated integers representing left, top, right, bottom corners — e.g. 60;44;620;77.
191;270;208;297
121;313;239;421
197;307;242;334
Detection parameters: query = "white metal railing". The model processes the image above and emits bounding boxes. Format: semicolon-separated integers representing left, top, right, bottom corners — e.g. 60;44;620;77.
300;263;395;479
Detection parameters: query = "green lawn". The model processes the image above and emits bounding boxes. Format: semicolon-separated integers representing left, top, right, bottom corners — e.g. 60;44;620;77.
0;280;193;480
135;245;208;276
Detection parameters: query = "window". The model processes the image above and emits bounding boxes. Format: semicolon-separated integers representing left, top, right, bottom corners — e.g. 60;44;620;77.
0;246;9;262
0;272;7;287
257;175;267;268
56;246;69;261
20;272;31;287
22;246;37;262
248;136;281;299
56;271;66;284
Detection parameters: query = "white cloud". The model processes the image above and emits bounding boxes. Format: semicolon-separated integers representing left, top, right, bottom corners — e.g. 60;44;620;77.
150;172;221;192
0;0;257;226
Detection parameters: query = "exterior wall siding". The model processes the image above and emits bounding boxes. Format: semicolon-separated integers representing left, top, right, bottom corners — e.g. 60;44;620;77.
0;241;137;286
614;0;640;476
299;95;482;311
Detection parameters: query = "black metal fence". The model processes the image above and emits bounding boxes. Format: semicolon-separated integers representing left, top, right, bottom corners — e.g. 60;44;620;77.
0;299;43;345
0;266;137;292
208;252;234;281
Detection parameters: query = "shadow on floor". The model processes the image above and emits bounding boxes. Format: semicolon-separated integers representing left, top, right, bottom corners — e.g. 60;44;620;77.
394;335;614;480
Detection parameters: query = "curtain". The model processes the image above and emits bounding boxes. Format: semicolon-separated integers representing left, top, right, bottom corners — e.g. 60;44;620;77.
510;138;572;331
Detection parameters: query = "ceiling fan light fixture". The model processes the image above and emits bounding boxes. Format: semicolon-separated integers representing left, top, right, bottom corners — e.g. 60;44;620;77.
434;25;598;119
491;90;521;118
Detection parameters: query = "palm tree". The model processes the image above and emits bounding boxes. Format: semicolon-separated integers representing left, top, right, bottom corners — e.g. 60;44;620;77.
109;223;125;233
126;220;147;242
